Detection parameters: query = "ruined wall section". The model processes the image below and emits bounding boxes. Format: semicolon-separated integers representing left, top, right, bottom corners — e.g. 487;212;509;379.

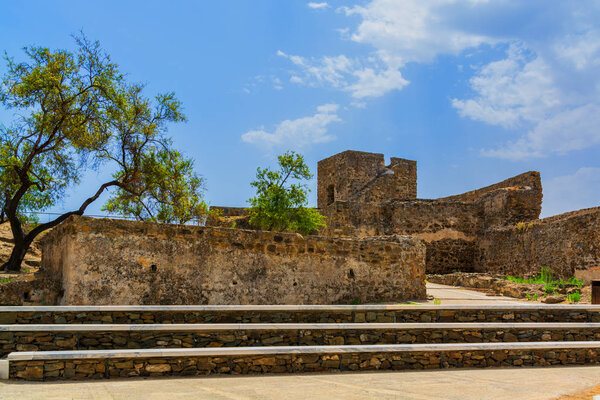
478;207;600;280
349;157;417;203
320;199;483;274
440;171;542;224
317;151;417;209
41;216;426;305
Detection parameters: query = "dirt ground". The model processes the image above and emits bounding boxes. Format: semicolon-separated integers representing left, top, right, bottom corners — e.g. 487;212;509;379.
555;384;600;399
0;221;41;282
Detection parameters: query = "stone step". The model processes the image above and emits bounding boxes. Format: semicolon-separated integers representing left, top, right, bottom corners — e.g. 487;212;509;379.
2;322;600;357
4;341;600;380
2;305;600;324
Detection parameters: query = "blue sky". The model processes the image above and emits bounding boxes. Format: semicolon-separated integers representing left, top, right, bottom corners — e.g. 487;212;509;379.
1;0;600;219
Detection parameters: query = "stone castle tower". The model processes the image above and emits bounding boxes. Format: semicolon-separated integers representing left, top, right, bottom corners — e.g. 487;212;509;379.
317;150;417;209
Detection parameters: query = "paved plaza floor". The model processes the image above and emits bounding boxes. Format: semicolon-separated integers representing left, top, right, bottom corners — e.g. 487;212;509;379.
1;366;599;400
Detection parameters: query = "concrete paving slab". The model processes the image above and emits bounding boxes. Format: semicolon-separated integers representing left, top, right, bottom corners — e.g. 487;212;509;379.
1;366;599;400
424;282;526;305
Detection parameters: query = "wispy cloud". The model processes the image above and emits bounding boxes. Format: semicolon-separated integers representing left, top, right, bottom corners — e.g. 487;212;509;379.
241;104;341;149
277;0;600;159
307;2;329;9
277;50;408;98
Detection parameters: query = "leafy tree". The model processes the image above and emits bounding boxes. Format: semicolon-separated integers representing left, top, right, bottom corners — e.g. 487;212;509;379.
102;149;214;224
0;35;207;271
247;151;326;234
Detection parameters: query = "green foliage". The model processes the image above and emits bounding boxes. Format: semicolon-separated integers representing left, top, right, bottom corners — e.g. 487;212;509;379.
566;291;581;303
0;34;206;270
102;149;214;224
247;151;326;235
543;283;555;295
506;267;584;299
505;267;583;290
433;298;442;305
526;293;539;301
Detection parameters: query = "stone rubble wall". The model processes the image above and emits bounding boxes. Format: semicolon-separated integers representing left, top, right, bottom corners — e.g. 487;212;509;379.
10;348;600;380
4;308;600;325
478;207;600;279
39;216;426;305
318;170;548;275
439;171;542;205
317;150;417;209
3;327;600;357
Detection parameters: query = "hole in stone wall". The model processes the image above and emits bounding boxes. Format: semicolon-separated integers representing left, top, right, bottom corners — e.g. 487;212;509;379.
23;290;31;301
232;280;238;285
327;184;335;205
293;282;297;287
348;269;355;279
150;264;157;272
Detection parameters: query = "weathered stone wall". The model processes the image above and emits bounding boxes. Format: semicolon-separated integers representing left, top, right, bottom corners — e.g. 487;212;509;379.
317;150;417;209
40;216;426;305
10;348;600;380
4;326;600;357
320;199;483;273
478;207;600;280
4;306;599;325
440;171;542;204
319;169;545;275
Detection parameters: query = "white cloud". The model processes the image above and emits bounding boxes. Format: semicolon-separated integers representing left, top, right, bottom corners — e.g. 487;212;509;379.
452;44;561;129
482;104;600;159
453;37;600;159
278;50;408;98
278;51;353;88
241;104;341;148
346;66;408;98
542;167;600;217
272;77;283;90
308;2;329;9
277;0;600;158
344;0;492;65
280;0;492;101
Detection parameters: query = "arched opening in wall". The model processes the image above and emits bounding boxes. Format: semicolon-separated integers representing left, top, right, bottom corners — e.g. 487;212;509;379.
327;184;335;205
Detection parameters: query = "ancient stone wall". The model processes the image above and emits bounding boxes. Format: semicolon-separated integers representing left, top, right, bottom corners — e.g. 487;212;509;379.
319;169;545;275
40;216;426;305
10;348;600;380
478;207;600;280
440;171;542;204
320;199;484;273
4;326;600;357
4;305;599;325
317;150;417;209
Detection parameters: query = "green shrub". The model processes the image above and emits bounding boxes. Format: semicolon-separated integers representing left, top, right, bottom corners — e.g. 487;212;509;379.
566;291;581;303
247;151;326;235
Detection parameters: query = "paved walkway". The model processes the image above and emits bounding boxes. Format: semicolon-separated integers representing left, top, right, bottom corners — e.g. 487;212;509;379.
1;366;599;400
424;282;525;305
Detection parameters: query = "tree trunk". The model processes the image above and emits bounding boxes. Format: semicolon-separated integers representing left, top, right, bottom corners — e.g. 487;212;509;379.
1;236;32;272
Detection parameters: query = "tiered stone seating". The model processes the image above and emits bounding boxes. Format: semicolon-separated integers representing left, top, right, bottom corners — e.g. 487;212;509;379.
1;304;600;380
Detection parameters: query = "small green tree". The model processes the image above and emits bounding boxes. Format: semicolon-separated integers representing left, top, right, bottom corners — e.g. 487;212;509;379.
0;35;208;271
247;151;326;234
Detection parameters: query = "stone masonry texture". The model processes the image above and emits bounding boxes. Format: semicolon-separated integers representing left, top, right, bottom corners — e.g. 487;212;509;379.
9;348;600;380
315;150;600;278
3;308;599;325
4;327;600;357
39;216;426;305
